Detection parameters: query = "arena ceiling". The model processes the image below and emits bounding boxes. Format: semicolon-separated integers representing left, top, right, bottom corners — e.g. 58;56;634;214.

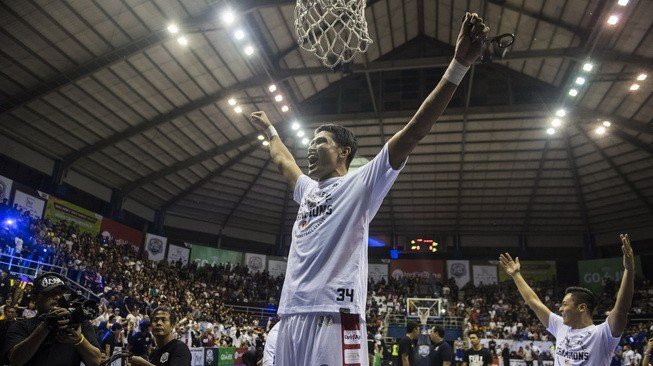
0;0;651;241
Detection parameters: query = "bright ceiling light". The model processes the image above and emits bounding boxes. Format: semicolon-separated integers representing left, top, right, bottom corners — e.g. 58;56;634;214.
602;121;611;127
167;23;179;34
636;73;647;81
262;140;270;146
244;45;255;56
177;36;188;45
630;83;640;91
607;15;619;25
617;0;629;6
297;131;305;137
546;128;556;135
257;135;265;141
556;109;566;117
268;84;277;92
551;118;562;127
595;126;606;135
582;63;593;72
575;77;586;85
568;89;578;97
274;95;283;102
227;98;237;106
234;106;243;113
291;122;300;130
281;105;289;112
234;29;245;40
222;10;235;25
301;138;309;145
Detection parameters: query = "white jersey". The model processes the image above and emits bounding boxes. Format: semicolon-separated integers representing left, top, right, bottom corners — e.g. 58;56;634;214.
278;143;404;315
263;323;280;366
547;313;620;366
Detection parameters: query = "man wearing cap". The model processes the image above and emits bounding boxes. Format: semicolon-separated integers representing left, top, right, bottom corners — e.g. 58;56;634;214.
4;272;102;366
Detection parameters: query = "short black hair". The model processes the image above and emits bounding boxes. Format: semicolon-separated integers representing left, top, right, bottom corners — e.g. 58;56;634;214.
406;321;419;333
315;124;358;168
468;330;482;338
565;286;597;313
152;306;177;324
431;325;445;337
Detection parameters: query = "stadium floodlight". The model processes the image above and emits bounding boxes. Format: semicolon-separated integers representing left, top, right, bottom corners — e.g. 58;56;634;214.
568;89;578;97
575;77;586;85
291;122;300;130
602;121;611;127
546;128;556;135
551;118;562;127
257;135;265;141
636;73;647;81
268;84;277;92
607;15;619;25
234;106;243;113
234;29;245;40
582;63;593;72
556;109;566;117
595;126;606;135
222;10;235;25
167;23;179;34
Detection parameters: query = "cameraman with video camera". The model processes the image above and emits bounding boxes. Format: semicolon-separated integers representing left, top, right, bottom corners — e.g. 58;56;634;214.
4;272;102;366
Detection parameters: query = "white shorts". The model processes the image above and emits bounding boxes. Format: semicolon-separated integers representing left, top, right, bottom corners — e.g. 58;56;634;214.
276;312;369;366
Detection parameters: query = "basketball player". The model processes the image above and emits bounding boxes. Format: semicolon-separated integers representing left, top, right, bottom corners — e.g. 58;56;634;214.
499;234;635;366
251;12;489;366
262;322;279;366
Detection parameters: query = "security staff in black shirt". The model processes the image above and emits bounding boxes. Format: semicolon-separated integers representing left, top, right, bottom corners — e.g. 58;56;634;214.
129;319;154;357
430;325;453;366
129;307;191;366
4;272;102;366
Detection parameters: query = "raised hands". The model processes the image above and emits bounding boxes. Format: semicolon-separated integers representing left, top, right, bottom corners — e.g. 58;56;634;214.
455;12;490;66
251;111;272;131
620;233;635;272
499;252;521;277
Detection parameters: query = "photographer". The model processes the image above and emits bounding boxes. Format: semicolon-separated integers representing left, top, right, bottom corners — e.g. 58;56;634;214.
4;272;102;366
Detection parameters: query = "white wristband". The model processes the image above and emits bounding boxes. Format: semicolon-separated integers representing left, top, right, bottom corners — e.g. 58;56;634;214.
443;59;470;85
266;126;279;139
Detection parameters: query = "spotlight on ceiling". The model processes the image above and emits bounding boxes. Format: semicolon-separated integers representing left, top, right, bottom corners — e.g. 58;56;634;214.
302;138;309;145
568;89;578;97
222;10;235;25
595;126;606;135
234;29;245;40
297;131;305;137
281;105;289;112
582;63;593;72
268;84;277;92
636;73;647;81
167;23;179;34
244;45;255;56
234;106;243;113
551;118;562;127
227;98;237;106
556;109;566;117
629;83;640;91
602;121;611;127
546;128;556;135
274;95;283;102
575;77;586;85
257;135;265;141
291;122;300;130
262;140;270;146
177;36;188;45
607;15;619;25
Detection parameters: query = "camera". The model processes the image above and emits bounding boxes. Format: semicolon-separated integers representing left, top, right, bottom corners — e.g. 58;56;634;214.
64;298;98;326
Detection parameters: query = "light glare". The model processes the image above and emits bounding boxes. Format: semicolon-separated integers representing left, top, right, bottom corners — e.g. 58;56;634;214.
291;122;300;130
177;36;188;45
234;106;243;113
551;118;562;127
602;121;611;127
244;45;255;56
257;135;265;141
297;131;305;137
302;138;309;145
268;84;277;92
274;95;283;102
222;10;235;25
636;73;647;81
575;77;586;85
556;109;566;117
595;126;606;135
568;89;578;97
546;128;556;135
167;24;179;34
234;29;245;40
617;0;628;5
227;98;237;106
607;15;619;25
582;63;593;72
262;140;270;146
281;105;289;112
630;83;640;91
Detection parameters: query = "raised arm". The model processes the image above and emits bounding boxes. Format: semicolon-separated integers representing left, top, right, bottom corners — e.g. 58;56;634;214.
387;12;489;169
499;253;551;326
251;111;303;189
607;234;635;337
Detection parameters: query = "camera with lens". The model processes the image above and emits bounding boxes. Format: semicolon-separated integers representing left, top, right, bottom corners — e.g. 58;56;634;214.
62;297;99;327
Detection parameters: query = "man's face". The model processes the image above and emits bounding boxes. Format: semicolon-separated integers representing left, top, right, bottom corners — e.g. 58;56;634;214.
35;288;67;313
429;328;440;343
469;333;480;347
5;307;17;320
152;311;173;338
559;293;584;326
307;131;350;180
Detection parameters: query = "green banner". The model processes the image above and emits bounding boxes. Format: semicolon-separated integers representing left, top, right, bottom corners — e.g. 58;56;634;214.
190;244;243;268
578;256;643;292
217;347;234;366
499;260;557;282
44;196;103;236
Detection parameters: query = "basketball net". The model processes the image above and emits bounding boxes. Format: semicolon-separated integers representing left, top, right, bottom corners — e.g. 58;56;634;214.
417;307;430;326
294;0;372;68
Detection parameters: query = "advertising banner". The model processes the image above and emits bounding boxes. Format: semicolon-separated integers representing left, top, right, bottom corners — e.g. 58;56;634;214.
217;347;235;365
446;260;470;288
268;259;287;278
190;347;204;366
167;244;190;267
13;190;46;219
498;260;557;282
369;263;389;282
472;265;498;286
144;233;167;262
100;217;143;251
578;256;643;292
44;196;102;235
190;245;243;268
245;252;266;273
204;348;219;366
0;174;12;201
390;259;445;280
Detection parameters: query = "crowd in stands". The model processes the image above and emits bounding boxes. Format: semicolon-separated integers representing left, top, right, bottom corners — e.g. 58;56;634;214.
1;199;652;362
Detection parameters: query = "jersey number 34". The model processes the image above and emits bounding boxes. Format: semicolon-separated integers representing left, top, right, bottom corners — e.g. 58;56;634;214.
336;288;354;302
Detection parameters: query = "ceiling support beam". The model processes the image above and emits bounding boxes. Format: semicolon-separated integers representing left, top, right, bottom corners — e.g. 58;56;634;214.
122;134;260;196
564;132;592;234
575;125;653;213
221;158;272;229
521;141;550;233
612;130;653;156
161;145;259;210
